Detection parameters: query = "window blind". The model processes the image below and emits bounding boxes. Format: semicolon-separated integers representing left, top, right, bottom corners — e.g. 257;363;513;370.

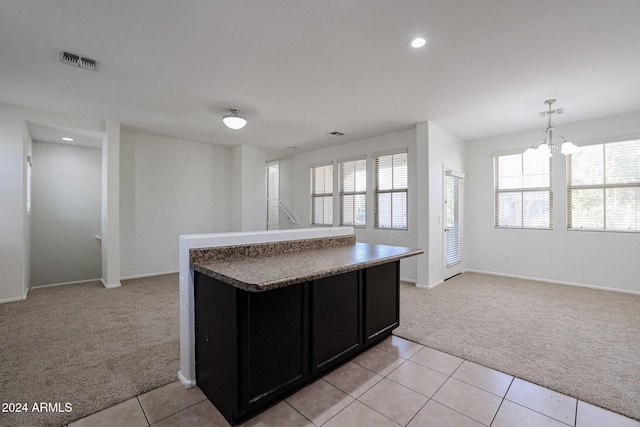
374;151;408;229
494;153;552;229
568;139;640;231
445;174;462;266
310;163;333;226
339;158;366;227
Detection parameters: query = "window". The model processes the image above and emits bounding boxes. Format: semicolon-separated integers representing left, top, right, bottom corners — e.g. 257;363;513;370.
339;158;366;227
494;153;552;229
310;163;333;226
374;150;408;229
568;140;640;232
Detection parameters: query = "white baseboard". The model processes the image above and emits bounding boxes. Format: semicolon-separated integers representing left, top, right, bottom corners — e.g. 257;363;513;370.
31;278;102;289
0;294;28;304
101;279;121;289
464;269;640;296
426;280;444;290
400;277;417;284
120;270;179;281
178;371;196;388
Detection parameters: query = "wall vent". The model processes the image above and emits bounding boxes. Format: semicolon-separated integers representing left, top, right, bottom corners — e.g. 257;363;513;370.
59;50;101;72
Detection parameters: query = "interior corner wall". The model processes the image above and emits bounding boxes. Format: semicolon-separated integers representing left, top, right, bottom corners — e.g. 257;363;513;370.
229;145;267;232
427;122;466;286
119;131;233;278
23;123;33;296
102;121;121;288
465;111;640;293
282;128;419;281
415;123;429;287
0;120;27;303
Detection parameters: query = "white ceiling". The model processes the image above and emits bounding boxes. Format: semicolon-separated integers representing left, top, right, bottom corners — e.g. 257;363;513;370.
27;121;103;149
2;1;640;160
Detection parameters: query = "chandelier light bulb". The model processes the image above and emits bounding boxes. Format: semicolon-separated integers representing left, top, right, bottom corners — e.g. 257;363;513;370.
561;140;578;155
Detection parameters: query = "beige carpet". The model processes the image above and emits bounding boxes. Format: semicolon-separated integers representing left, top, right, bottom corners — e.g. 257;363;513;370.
0;274;180;427
2;271;638;425
395;272;640;421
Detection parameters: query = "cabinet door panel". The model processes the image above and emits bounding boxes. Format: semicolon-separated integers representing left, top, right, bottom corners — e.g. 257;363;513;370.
312;271;360;371
242;283;306;406
194;273;238;423
364;262;399;342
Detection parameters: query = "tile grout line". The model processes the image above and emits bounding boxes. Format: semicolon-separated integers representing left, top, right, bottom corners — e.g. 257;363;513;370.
392;340;586;426
487;376;514;426
136;397;151;426
283;400;315;426
368;341;495;426
499;399;575;427
420;356;493;426
141;397;208;426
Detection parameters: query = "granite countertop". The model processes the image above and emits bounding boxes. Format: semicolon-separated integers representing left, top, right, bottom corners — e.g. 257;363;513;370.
192;242;423;292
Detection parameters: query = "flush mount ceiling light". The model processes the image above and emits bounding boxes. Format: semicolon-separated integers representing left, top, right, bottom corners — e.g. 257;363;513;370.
410;37;427;48
524;99;577;158
61;137;74;142
222;109;247;130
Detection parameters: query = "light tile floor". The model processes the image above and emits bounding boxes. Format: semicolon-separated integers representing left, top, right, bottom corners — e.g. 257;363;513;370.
68;336;640;427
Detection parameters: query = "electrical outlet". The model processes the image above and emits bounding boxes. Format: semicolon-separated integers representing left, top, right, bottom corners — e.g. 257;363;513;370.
171;252;177;260
504;255;510;263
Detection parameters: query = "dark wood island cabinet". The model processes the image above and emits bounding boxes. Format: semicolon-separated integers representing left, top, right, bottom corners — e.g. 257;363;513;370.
190;237;422;426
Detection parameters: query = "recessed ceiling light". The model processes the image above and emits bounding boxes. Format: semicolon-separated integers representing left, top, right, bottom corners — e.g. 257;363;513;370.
410;37;427;48
61;137;74;142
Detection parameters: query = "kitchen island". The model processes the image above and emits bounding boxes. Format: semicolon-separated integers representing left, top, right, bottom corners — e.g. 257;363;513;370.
179;228;422;425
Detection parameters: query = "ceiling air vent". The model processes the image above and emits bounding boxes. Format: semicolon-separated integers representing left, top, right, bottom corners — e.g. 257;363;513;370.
59;50;101;72
328;131;344;136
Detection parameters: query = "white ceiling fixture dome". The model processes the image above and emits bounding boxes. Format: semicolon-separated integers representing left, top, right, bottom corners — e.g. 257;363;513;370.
222;109;247;130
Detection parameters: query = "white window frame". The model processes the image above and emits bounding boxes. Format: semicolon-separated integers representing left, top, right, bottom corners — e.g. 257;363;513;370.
374;149;408;230
310;162;334;226
339;157;367;228
567;139;640;232
494;152;553;229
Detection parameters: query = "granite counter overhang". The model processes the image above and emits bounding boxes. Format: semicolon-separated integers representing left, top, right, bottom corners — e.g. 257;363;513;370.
191;241;423;292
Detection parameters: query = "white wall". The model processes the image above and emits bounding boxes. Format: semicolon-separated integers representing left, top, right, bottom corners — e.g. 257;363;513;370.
229;145;267;232
465;111;640;293
282;129;420;281
30;141;102;287
0;120;27;303
102;122;121;288
119;131;233;278
23;124;33;294
426;122;466;286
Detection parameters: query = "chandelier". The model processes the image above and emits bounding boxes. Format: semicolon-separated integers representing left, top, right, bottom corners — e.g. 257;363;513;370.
524;99;577;158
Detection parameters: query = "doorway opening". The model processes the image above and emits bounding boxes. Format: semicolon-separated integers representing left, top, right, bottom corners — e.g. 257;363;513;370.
27;122;103;288
266;162;279;230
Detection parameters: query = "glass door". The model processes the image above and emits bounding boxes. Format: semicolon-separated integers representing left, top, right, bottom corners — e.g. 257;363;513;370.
444;169;464;279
